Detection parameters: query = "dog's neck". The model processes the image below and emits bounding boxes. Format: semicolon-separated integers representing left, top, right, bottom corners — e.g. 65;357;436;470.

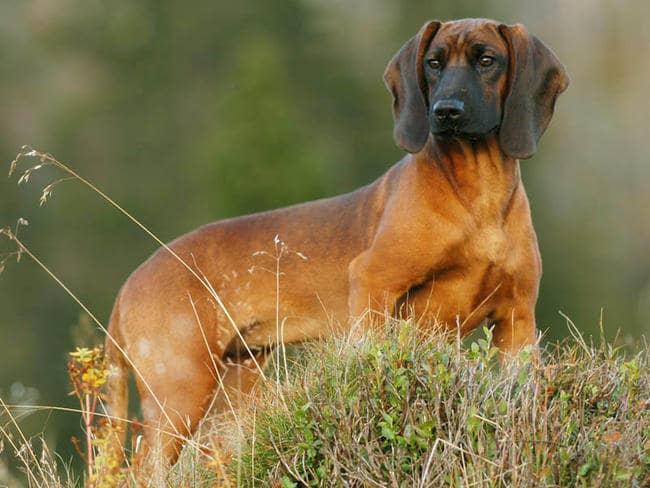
420;134;521;221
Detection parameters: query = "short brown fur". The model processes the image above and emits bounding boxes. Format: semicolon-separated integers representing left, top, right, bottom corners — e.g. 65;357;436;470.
105;18;568;465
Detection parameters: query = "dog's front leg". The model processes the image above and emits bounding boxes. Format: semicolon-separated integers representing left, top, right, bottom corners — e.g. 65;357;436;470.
348;248;429;333
348;262;402;322
491;304;537;357
490;269;540;360
491;222;542;359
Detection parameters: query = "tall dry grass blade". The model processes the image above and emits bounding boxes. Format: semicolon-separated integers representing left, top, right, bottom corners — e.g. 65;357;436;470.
0;397;48;484
560;310;592;357
8;147;266;379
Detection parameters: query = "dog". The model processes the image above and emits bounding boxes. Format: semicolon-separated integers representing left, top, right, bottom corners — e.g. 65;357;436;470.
105;18;568;464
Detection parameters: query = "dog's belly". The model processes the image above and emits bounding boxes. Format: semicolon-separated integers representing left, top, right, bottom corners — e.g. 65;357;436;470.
216;257;354;350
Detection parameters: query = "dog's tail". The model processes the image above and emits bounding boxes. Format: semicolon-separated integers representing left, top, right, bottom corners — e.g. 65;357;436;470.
104;290;129;456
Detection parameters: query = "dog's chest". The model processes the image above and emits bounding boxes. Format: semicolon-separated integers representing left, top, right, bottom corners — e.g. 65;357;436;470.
471;224;509;266
448;220;519;293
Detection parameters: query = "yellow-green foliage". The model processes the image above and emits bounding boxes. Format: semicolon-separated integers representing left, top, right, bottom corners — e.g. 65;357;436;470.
67;346;125;488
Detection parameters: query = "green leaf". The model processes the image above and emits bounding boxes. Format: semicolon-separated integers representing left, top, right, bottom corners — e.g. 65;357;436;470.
381;426;396;440
498;399;508;416
280;476;297;488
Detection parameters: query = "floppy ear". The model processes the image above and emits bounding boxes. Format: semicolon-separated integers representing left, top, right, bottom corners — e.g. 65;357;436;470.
498;24;569;159
384;21;441;153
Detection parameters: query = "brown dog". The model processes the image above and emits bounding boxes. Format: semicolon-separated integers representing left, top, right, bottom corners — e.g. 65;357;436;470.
105;18;568;464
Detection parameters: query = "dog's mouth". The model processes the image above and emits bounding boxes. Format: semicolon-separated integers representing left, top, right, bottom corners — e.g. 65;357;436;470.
432;125;499;140
433;126;464;136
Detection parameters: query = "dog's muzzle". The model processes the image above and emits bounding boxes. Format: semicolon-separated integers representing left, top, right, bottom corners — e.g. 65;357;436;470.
431;98;468;134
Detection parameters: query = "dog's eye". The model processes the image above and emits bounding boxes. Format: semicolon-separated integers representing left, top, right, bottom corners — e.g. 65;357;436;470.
427;59;441;70
478;55;495;67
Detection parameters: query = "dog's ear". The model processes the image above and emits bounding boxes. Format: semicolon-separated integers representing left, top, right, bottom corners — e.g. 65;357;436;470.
384;21;441;154
498;24;569;159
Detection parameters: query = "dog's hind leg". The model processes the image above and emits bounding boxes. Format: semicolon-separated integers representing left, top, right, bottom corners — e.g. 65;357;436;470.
134;350;218;469
205;348;270;454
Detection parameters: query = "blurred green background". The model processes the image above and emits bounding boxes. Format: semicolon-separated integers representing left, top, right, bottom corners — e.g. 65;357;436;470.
1;0;649;477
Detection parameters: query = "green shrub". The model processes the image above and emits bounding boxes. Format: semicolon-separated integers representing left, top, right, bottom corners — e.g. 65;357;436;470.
234;321;650;487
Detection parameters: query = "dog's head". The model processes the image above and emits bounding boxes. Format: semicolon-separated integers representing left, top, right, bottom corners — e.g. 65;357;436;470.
384;19;569;159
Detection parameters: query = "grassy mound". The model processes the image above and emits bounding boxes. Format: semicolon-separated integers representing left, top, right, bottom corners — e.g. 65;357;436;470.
233;323;650;487
2;321;648;487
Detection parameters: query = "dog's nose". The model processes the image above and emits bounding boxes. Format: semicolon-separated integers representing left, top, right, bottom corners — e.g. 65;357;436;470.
433;99;465;121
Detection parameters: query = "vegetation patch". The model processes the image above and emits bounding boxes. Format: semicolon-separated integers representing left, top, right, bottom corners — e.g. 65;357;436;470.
233;322;650;487
2;318;649;487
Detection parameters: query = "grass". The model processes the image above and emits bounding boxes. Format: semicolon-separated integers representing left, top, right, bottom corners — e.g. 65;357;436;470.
1;148;649;486
230;323;650;487
3;320;648;487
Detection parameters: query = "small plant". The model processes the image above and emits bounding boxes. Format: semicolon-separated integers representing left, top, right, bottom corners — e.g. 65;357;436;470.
67;345;122;487
88;421;126;488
